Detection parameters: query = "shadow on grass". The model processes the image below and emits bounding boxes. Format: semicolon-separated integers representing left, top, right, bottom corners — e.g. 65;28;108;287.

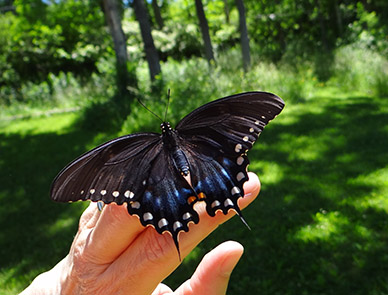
165;95;388;295
0;125;96;289
0;95;387;294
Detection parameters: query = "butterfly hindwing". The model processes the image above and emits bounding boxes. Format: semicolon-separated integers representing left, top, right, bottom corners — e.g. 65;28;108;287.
128;149;199;254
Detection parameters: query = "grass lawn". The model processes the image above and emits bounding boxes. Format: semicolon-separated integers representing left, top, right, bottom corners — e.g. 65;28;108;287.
0;92;387;294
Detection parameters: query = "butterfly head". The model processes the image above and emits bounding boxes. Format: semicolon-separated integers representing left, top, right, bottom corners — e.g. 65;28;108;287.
160;122;172;134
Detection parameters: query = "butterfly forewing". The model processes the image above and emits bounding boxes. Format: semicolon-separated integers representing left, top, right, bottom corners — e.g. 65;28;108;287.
50;133;162;203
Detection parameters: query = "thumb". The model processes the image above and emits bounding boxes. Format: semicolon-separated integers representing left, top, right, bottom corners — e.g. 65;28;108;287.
176;241;244;295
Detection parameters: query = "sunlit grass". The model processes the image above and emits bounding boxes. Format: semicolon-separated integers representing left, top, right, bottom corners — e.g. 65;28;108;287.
0;112;79;135
294;211;349;242
347;167;388;213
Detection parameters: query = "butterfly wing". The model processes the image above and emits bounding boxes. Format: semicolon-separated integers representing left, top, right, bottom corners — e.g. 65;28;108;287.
176;92;284;219
50;133;162;204
51;132;200;256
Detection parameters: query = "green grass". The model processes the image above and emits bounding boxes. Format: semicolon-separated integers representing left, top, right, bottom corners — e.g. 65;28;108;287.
1;88;387;294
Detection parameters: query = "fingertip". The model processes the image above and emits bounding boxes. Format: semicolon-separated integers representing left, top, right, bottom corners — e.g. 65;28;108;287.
213;241;244;277
238;172;260;210
244;172;261;197
79;202;100;230
183;241;244;294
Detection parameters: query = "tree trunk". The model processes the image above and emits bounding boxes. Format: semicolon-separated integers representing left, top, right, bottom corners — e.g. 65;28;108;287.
103;0;134;95
133;0;161;81
223;0;230;24
235;0;250;71
194;0;215;64
151;0;164;29
333;0;342;36
315;0;328;50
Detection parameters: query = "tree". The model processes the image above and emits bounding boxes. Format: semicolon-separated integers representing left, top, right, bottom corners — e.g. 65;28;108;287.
133;0;161;81
194;0;215;64
103;0;133;95
223;0;230;24
151;0;164;29
235;0;250;71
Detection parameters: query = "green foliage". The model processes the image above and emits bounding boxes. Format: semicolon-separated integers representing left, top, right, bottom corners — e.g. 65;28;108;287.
328;44;388;97
244;0;388;63
0;0;108;102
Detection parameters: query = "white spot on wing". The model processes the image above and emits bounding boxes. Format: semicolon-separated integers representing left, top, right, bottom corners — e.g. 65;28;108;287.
224;198;234;207
158;218;168;228
243;136;249;142
101;190;107;195
173;221;183;231
237;156;244;165
211;200;221;208
249;127;254;133
124;190;134;199
143;212;153;222
90;189;95;194
231;186;240;195
236;172;245;181
235;143;242;153
131;201;140;209
183;212;192;220
112;191;119;197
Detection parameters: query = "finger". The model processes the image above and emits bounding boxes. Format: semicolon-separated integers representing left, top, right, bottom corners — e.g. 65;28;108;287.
82;203;145;264
151;283;173;295
78;202;101;231
104;173;260;295
175;241;244;295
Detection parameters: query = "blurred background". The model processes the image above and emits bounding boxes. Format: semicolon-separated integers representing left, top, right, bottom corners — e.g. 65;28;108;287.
0;0;387;294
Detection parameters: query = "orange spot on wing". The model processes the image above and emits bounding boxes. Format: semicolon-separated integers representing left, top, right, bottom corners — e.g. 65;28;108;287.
187;196;197;205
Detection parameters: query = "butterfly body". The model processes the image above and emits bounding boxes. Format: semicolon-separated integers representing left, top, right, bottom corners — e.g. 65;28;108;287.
161;122;191;178
51;92;285;256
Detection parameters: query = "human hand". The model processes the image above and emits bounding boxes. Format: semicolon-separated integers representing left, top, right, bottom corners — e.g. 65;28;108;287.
21;172;260;295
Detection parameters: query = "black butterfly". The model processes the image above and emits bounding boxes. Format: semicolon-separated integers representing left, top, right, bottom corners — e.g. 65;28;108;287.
51;91;284;256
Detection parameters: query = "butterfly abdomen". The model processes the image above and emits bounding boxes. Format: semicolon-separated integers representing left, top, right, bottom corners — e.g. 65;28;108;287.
161;122;191;178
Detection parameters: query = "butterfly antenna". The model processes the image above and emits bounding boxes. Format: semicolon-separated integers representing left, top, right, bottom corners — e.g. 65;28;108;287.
137;97;163;122
164;88;171;122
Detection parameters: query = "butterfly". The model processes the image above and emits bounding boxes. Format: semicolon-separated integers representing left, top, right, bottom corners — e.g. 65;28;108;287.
50;91;284;257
